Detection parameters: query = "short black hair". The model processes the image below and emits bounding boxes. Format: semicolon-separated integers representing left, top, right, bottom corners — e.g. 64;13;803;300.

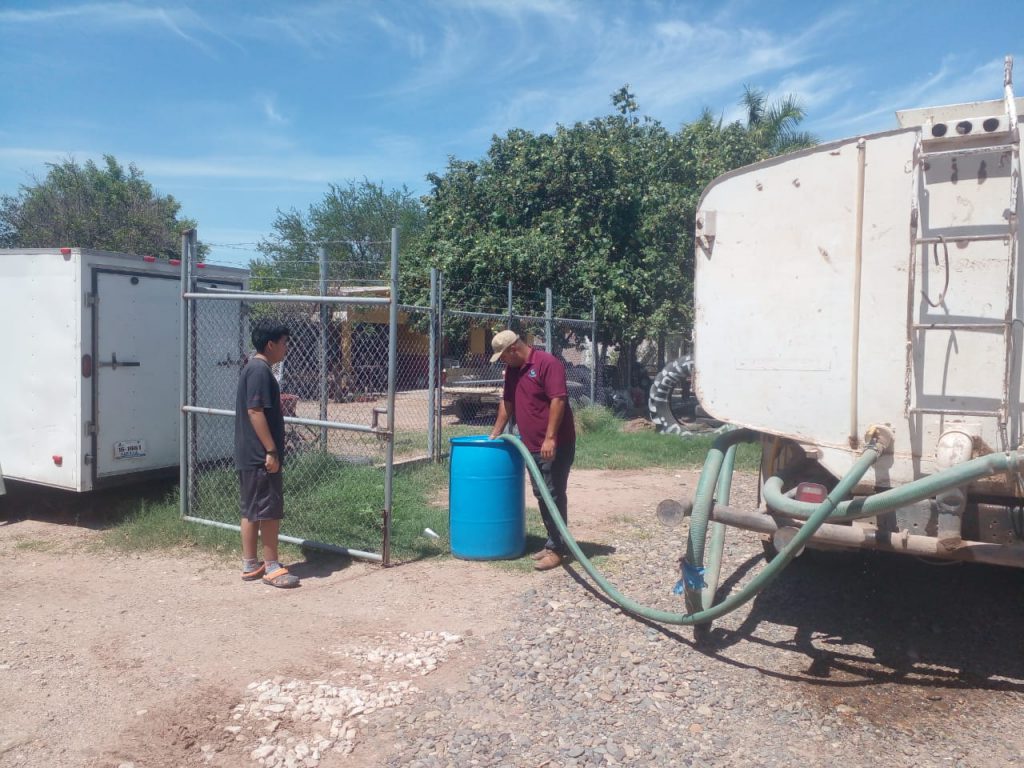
252;321;290;353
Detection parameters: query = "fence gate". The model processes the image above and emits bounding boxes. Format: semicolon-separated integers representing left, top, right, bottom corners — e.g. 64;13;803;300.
179;230;403;565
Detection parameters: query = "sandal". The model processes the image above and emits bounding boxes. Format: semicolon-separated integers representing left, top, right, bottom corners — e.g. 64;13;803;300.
241;561;266;581
263;566;300;589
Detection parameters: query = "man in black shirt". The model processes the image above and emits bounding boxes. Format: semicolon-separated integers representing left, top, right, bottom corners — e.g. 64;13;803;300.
235;321;299;588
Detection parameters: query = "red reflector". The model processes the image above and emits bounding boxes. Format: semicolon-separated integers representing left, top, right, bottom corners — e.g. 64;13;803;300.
52;455;63;466
196;262;206;268
60;247;72;255
795;482;828;504
81;354;93;378
143;255;157;263
169;259;181;266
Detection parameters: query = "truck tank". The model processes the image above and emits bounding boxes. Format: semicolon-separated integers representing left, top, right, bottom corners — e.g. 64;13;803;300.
692;57;1024;563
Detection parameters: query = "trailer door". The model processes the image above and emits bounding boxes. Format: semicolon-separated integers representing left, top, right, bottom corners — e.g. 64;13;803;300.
93;271;180;479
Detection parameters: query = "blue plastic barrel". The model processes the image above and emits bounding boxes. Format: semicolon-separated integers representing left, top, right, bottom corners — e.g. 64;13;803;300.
449;436;525;559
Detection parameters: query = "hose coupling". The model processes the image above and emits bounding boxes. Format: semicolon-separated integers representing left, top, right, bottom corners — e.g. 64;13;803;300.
864;424;895;454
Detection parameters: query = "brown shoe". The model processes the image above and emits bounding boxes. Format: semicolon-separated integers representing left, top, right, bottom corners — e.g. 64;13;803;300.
534;550;563;571
531;549;552;561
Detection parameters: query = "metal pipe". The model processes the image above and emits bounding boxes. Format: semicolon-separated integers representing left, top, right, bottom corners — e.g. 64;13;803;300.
182;405;379;434
428;268;438;461
708;504;1024;569
507;280;513;327
178;231;191;520
545;287;553;353
437;271;445;457
590;295;597;405
184;292;388;305
319;246;329;452
446;308;585;325
915;234;1012;245
382;227;399;566
182;516;382;563
849;138;866;448
763;450;1024;520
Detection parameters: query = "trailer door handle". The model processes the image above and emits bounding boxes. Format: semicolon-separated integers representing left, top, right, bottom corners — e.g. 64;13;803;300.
97;352;141;370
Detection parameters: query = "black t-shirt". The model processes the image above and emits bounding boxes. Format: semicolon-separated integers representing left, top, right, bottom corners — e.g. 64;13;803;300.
234;358;285;470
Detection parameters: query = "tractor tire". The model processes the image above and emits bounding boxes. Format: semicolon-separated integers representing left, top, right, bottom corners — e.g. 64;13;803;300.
648;356;695;433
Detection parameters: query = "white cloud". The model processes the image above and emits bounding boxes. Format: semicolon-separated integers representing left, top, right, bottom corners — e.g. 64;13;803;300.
813;54;1021;137
0;2;216;54
260;95;288;125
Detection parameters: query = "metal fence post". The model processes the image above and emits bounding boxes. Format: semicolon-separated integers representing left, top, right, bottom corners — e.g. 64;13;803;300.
179;231;191;519
545;287;553;353
507;280;513;329
383;227;399;566
319;246;329;451
428;267;438;461
591;295;598;405
437;271;445;457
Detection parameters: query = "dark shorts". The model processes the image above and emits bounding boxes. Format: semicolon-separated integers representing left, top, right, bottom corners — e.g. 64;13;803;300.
239;468;284;522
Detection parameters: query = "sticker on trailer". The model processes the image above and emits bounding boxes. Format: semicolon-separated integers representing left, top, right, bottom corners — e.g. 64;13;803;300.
113;440;147;459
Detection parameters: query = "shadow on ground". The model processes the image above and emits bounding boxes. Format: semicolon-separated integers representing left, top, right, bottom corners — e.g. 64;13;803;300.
0;478;177;530
709;548;1024;692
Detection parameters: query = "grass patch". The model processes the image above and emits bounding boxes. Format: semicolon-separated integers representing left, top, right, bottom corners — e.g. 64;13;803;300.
104;454;451;563
102;487;244;560
574;407;761;472
96;409;756;568
14;538;61;552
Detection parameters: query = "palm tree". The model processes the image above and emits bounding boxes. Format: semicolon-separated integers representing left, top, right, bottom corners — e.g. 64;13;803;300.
740;86;817;157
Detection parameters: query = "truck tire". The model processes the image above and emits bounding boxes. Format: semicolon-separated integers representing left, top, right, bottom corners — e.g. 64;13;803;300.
648;356;695;433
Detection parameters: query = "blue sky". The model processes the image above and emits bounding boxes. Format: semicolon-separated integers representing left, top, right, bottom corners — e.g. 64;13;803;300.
2;0;1022;267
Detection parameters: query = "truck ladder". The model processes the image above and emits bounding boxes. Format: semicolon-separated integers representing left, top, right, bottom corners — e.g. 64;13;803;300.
905;56;1021;435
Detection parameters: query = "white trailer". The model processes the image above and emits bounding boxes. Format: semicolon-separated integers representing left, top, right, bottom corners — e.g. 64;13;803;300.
0;248;247;492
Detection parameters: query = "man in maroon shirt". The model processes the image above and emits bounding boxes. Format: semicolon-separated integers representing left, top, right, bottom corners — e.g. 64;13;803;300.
488;330;576;571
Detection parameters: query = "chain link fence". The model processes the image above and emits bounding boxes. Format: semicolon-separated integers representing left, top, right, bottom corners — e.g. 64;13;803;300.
181;232;404;564
181;237;608;562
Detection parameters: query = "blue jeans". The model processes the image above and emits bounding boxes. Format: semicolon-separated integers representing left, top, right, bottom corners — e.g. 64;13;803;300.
528;443;575;554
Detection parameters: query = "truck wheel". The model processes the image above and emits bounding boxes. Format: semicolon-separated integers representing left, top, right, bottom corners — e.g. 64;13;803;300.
454;399;478;421
648;356;695;432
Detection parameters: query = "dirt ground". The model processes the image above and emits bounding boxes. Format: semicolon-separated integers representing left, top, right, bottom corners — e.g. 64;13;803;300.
0;467;695;768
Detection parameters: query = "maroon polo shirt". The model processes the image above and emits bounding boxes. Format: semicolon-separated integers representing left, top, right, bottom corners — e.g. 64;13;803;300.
503;348;576;453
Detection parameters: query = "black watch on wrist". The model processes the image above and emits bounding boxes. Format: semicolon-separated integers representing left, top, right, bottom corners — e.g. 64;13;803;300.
266;449;278;456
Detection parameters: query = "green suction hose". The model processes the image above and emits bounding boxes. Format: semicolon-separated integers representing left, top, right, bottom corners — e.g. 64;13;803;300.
497;432;883;626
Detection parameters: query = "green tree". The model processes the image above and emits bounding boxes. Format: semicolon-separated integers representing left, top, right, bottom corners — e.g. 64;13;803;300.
253;179;425;291
402;86;774;355
0;155;200;258
739;85;817;157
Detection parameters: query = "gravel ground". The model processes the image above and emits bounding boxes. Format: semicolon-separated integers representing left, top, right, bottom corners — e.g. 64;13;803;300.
363;473;1024;768
5;468;1024;768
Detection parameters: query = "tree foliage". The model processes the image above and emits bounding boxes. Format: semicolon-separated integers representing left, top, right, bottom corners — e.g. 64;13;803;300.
253;179;426;291
0;155;199;258
739;85;817;157
401;85;812;349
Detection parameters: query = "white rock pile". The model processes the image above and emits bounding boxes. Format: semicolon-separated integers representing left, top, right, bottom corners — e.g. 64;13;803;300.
225;631;464;768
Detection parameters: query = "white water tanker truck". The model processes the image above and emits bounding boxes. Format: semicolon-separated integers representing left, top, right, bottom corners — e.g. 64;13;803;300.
500;58;1024;629
674;56;1024;615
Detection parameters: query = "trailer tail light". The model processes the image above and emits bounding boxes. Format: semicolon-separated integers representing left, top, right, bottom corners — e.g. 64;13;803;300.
795;482;828;504
52;455;63;466
81;354;93;378
143;255;157;263
169;259;181;266
195;262;206;269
